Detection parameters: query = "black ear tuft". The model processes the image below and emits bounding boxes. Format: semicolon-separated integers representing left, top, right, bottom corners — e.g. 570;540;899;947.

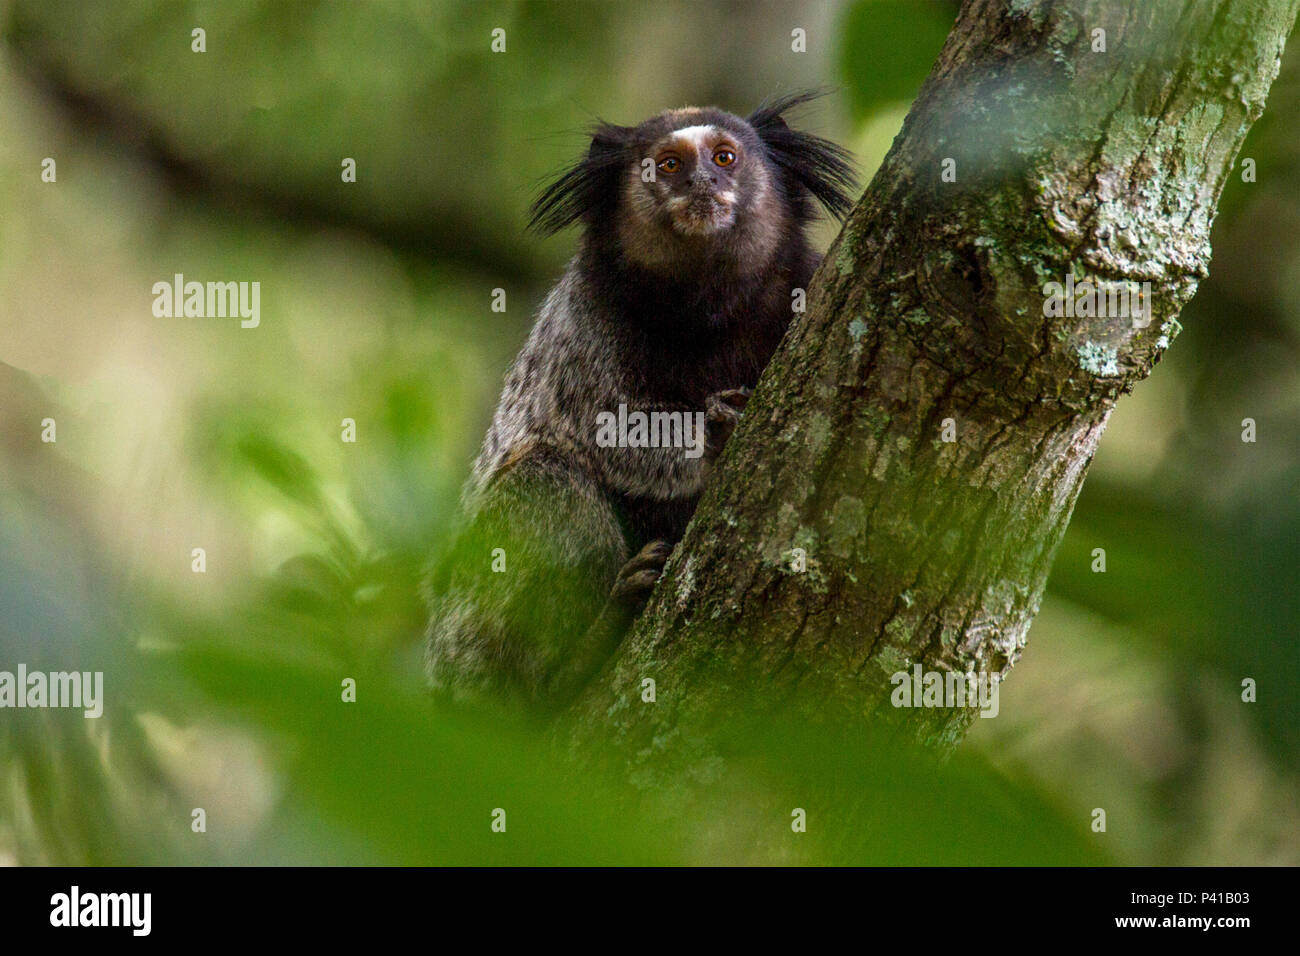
748;89;858;222
529;122;633;236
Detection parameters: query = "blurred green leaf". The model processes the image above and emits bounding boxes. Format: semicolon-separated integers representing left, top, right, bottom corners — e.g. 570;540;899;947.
838;0;957;118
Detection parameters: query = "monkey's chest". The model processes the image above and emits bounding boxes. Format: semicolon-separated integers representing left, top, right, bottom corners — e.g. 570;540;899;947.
622;326;777;408
614;491;699;548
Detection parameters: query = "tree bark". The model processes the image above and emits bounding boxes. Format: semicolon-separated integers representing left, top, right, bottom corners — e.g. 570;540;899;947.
573;0;1298;763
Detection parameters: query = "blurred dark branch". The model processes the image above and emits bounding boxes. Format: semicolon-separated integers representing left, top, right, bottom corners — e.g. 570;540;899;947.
4;35;539;286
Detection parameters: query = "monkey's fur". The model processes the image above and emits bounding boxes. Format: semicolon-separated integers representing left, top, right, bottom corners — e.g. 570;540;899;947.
425;92;855;708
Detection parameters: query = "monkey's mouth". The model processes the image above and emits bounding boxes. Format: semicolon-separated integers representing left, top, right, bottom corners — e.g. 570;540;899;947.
669;192;735;236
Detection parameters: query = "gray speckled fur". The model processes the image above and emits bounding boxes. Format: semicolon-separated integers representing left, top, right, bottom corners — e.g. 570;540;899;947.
469;268;712;508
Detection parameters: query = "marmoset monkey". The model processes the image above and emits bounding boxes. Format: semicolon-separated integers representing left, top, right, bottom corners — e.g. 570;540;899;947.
425;91;855;707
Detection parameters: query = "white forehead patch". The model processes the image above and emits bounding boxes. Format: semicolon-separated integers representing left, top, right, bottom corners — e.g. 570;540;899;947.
669;125;720;152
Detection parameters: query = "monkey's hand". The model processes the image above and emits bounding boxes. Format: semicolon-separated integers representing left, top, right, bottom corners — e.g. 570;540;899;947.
704;387;751;463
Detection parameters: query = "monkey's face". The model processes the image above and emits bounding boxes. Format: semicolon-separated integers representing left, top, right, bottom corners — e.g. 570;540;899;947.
618;109;782;274
645;125;743;236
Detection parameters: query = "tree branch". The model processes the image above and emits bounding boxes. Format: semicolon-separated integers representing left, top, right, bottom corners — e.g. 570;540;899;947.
572;0;1298;765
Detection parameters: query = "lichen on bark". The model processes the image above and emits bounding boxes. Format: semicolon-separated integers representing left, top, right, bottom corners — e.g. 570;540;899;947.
570;0;1299;771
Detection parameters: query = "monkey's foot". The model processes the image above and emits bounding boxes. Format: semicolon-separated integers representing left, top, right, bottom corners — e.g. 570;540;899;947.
705;387;752;459
610;539;672;606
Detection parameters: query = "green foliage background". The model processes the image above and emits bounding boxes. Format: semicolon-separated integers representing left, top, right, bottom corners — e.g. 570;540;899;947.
0;0;1295;865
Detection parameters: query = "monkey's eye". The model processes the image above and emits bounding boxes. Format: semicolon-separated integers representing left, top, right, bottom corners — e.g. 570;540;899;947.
713;149;736;168
657;156;681;174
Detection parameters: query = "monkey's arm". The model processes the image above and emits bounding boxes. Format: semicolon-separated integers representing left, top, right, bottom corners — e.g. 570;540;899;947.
482;273;751;505
560;377;752;502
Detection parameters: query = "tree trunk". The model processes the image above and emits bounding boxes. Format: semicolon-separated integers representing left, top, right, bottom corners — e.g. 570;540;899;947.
573;0;1298;763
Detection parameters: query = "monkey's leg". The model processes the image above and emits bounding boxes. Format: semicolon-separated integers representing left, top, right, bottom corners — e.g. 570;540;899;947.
560;538;672;701
426;451;629;707
515;483;674;704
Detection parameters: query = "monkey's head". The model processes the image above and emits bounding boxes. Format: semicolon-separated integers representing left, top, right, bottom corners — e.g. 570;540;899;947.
529;91;856;276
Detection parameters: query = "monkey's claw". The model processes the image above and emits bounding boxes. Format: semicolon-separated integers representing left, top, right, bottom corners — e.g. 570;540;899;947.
705;387;752;459
610;539;672;605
